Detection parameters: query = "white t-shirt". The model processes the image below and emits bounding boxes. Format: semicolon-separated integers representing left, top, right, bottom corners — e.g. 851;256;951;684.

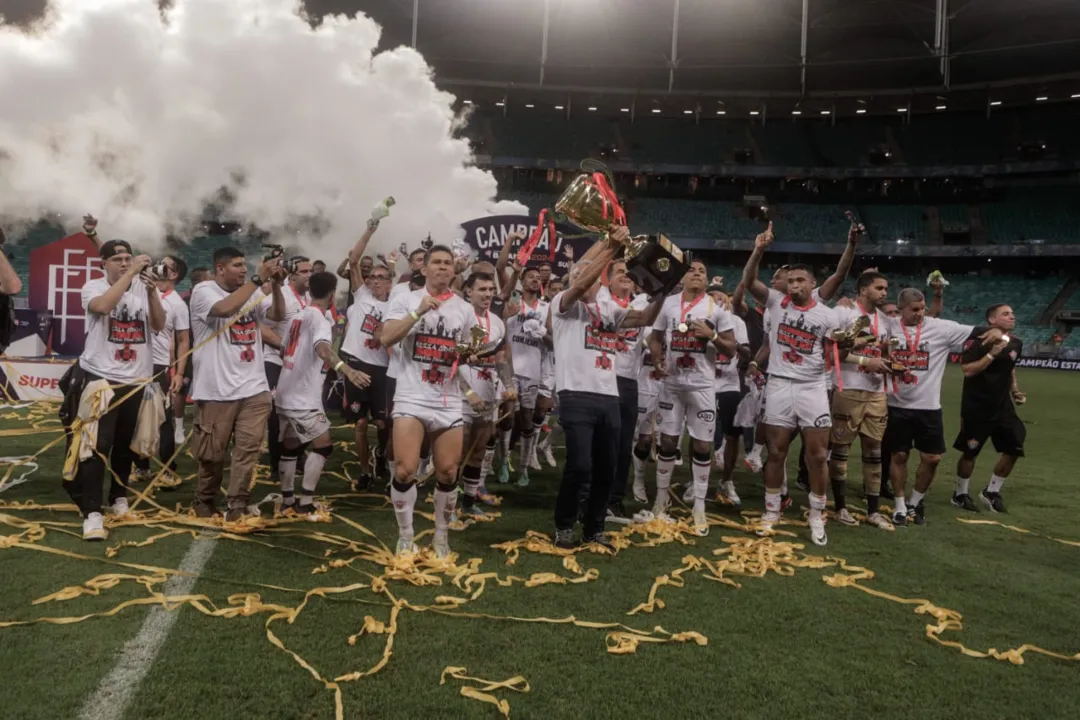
714;313;749;394
79;278;154;384
651;292;735;391
763;288;839;383
460;310;506;403
506;296;550;380
276;306;334;412
886;316;974;411
342;289;390;367
151;290;190;367
833;303;890;393
551;291;630;397
389;281;412;304
190;281;271;402
262;284;308;366
385;287;476;406
603;290;649;380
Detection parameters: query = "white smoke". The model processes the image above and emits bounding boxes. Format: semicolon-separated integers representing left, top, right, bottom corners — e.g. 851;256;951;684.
0;0;524;260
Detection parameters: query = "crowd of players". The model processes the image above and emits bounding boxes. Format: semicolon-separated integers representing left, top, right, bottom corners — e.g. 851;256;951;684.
59;209;1028;553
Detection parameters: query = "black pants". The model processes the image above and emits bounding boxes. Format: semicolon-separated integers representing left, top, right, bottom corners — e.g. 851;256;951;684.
265;362;283;472
135;364;176;472
65;377;142;517
556;391;620;536
609;376;638;506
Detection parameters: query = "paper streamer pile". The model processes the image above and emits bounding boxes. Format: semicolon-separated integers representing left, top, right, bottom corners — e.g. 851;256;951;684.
0;0;522;256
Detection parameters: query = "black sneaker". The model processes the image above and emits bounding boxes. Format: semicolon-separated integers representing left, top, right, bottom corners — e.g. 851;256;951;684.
554;528;578;549
606;503;631;525
979;488;1007;513
879;483;895;500
581;532;616;553
951;492;979;513
892;510;907;527
352;473;373;492
912;501;926;526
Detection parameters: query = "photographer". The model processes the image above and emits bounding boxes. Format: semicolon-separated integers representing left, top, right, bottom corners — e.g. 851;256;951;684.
62;239;165;541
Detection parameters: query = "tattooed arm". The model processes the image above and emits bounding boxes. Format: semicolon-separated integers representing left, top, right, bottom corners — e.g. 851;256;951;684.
315;341;370;388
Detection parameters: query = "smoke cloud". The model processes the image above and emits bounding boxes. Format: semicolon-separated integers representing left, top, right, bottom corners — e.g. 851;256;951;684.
0;0;523;258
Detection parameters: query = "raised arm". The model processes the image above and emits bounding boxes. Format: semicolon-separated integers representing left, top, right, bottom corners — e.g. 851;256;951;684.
731;280;748;318
559;232;623;312
209;256;282;318
927;278;944;318
495;231;523;290
144;277;166;333
742;223;773;305
0;238;23;295
818;222;860;302
81;214;104;250
622;295;664;328
87;255;149;315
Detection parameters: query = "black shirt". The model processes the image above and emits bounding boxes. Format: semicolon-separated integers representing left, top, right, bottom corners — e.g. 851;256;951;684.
741;305;766;356
960;326;1021;419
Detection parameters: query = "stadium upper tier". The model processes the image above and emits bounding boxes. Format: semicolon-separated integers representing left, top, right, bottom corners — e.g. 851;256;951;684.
473;104;1080;167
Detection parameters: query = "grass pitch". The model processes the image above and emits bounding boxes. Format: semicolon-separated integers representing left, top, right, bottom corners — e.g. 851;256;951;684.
1;364;1079;720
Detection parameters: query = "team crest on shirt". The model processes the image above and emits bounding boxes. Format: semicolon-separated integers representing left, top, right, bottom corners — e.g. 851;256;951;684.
107;303;147;362
967;438;981;450
413;314;458;384
229;311;259;363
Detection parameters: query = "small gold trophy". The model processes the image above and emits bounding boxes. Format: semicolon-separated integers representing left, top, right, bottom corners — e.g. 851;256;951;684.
456;325;490;362
830;315;875;350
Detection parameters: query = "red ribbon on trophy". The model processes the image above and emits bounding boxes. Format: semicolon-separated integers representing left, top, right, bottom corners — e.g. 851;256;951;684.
517;208;557;267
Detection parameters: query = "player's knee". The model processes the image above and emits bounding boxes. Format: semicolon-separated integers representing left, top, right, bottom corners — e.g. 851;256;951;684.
312;444;332;459
435;480;456;494
892;450;909;466
806;446;828;466
355;417;368;429
690;439;711;456
436;464;458;485
394;458;418;481
922;453;943;467
659;436;678;454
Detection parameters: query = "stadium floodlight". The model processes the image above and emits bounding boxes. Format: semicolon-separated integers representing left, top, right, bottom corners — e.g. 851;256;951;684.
716;110;726;115
1036;96;1048;101
463;100;473;105
525;104;534;108
588;106;597;111
620;108;630;112
749;110;760;115
990;100;1002;106
683;110;692;115
555;105;564;110
651;108;661;113
495;102;505;107
935;105;947;110
820;110;830;115
856;109;866;114
1072;93;1080;98
791;110;801;115
897;107;907;112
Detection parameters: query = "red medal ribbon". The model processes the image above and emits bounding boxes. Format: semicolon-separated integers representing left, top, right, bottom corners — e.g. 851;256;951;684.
518;209;557;267
679;293;705;327
590;173;626;226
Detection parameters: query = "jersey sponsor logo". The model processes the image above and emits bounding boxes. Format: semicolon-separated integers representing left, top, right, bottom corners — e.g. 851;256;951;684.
696;410;715;423
229;312;259;363
107;303;147;362
658;401;674;411
813;413;832;428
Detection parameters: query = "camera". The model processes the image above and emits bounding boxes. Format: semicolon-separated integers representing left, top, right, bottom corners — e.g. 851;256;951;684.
262;243;285;261
150;260;170;280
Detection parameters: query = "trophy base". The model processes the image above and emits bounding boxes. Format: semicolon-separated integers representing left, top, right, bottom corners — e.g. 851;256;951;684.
625;233;689;295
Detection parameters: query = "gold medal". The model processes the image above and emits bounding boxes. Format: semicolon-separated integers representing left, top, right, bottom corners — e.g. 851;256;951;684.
677;322;689;333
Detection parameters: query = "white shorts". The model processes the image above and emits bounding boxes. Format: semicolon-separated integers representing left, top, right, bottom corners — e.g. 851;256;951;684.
763;376;831;430
514;375;540;410
277;408;331;444
658;386;716;442
392;399;464;433
462;397;499;424
538;359;555;398
635;390;659;436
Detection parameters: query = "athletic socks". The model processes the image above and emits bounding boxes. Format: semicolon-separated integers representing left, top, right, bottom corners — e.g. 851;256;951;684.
390;482;417;543
894;496;908;516
691;451;711;514
655;453;676;510
299;452;327;506
909;490;925;508
956;475;971;496
987;474;1006;493
808;491;827;522
764;488;782;514
462;465;482;509
279;455;298;506
481;438;496;480
632;445;650;492
434;483;457;533
519;427;537;469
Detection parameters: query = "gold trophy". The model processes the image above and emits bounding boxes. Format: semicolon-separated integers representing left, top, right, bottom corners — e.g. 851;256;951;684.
456;325;491;362
830;315;876;350
555;163;688;295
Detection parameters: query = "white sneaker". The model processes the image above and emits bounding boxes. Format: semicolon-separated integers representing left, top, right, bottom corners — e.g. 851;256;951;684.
692;507;709;537
174;426;186;446
528;448;542;471
809;513;828;546
713;448;725;471
650;501;673;523
682;483;695;503
835;508;858;526
109;497;130;516
865;512;892;530
674;453;684;467
631;481;648;504
542;446;557;468
744;454;763;473
720;481;741;507
395;537;419;557
432;532;450;559
82;512;107;541
757;510;781;535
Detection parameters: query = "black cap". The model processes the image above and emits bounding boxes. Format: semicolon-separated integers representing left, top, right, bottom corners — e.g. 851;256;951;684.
100;239;133;259
411;269;426;288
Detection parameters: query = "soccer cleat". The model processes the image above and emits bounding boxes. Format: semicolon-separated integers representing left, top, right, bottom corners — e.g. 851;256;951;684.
682;483;695;503
528;448;542;471
296;502;321;521
809;513;828;546
979;489;1007;513
674;449;683;466
108;497;131;516
193;501;221;519
717;481;741;507
157;470;182;490
892;510;908;527
542;446;557;468
581;532;616;553
865;512;892;530
432;532;451;559
631;481;648;504
834;508;858;527
225;506;260;523
82;512;108;541
651;497;672;522
554;528;577;549
606;504;631;525
692;507;709;537
460;504;487;520
912;501;926;526
951;492;979;513
743;455;763;473
395;537;419;557
352;473;374;493
779;494;793;512
496;461;510;484
757;510;781;535
516;471;530;487
130;468;151;484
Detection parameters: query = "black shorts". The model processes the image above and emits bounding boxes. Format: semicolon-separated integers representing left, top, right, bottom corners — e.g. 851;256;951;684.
714;391;745;437
883;406;945;456
265;361;282;392
953;413;1026;458
341;354;388;423
385;375;397;414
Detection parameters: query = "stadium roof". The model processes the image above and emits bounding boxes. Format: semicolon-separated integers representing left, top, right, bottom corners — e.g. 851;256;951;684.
323;0;1080;114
